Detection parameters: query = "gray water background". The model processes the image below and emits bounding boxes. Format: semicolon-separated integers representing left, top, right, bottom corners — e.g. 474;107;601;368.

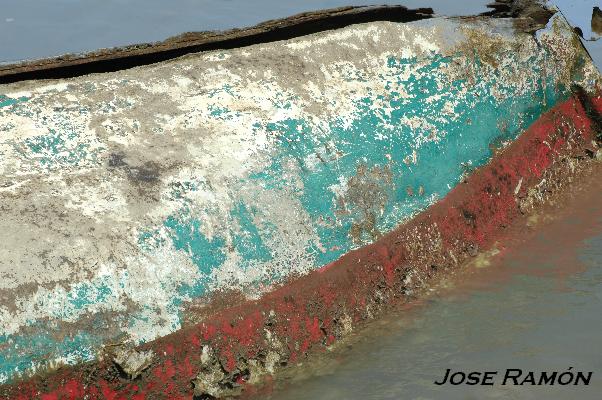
1;1;600;68
0;1;489;64
269;188;602;400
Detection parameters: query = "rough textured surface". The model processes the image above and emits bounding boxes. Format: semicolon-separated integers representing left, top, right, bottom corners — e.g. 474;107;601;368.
112;348;155;380
0;4;600;399
2;88;601;400
484;0;555;32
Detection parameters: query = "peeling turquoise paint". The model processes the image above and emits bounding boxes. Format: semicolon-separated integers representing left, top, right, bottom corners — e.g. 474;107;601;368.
245;54;567;267
1;96;102;171
0;94;28;108
66;281;114;312
125;53;570;305
164;216;227;274
0;330;97;383
24;130;91;167
232;202;273;264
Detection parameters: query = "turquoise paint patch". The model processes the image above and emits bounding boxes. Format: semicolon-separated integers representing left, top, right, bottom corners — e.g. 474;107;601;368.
137;197;279;304
253;52;568;267
23;130;90;168
231;202;273;263
0;94;29;108
138;228;165;251
0;329;97;384
66;280;113;312
164;215;227;274
208;104;238;120
159;214;221;316
0;94;102;170
207;84;235;98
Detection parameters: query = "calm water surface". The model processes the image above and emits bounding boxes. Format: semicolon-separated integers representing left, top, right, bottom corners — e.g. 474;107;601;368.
0;1;491;63
270;183;602;400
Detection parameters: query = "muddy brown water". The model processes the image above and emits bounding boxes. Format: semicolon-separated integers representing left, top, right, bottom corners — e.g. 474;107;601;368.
267;165;602;399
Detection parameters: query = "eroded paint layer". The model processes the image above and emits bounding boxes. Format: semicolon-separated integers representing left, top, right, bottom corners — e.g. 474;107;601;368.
0;14;599;385
3;82;602;400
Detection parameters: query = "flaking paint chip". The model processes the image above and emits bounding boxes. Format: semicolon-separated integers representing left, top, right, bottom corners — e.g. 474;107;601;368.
113;347;155;379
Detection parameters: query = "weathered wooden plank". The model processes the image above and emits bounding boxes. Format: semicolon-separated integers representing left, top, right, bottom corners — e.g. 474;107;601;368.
0;5;433;83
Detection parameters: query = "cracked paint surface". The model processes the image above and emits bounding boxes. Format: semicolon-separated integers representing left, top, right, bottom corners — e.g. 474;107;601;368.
0;15;598;383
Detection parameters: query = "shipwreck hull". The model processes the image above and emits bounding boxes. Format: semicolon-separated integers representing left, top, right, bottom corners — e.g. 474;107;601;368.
0;5;601;399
